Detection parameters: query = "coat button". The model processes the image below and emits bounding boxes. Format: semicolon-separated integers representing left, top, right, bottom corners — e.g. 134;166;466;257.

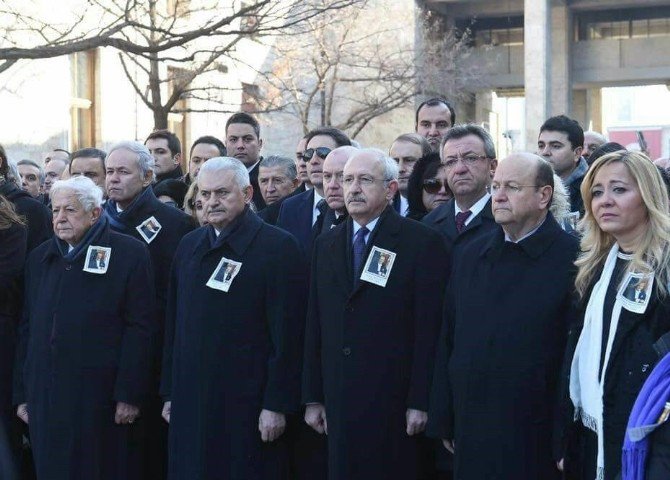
342;347;351;356
65;264;72;271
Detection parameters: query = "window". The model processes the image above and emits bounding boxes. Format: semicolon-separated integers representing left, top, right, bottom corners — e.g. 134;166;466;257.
70;50;98;149
576;7;670;41
457;16;524;47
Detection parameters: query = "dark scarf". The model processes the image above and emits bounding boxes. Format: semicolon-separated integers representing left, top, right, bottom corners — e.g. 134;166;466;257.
104;186;155;230
55;214;109;262
155;165;184;184
207;206;250;249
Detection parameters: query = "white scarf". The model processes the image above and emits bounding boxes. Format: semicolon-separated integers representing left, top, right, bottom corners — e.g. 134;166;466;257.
569;243;627;480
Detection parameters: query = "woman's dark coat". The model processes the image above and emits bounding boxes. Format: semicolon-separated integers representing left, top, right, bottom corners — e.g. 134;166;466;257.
13;224;156;480
559;271;670;479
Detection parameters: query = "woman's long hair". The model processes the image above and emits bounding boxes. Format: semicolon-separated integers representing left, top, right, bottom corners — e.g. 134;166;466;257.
0;194;24;230
575;151;670;297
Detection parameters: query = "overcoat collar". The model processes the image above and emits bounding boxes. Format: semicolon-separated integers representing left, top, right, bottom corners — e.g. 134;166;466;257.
327;205;401;296
200;207;262;257
42;216;113;263
481;211;561;261
431;196;494;239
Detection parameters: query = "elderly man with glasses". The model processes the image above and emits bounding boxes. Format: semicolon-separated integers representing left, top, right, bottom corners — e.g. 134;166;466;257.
427;152;580;480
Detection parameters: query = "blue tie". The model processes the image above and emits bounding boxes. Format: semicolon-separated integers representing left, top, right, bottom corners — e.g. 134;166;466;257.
352;226;369;279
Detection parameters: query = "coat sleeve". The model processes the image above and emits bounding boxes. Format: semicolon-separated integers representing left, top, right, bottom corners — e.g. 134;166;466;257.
159;239;184;402
12;252;34;406
262;234;308;413
0;225;27;291
301;236;324;405
113;245;157;406
407;230;449;412
426;254;459;440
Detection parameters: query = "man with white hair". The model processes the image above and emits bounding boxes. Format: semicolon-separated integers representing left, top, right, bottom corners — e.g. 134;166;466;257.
161;157;307;480
302;148;448;479
103;141;195;480
14;176;156;480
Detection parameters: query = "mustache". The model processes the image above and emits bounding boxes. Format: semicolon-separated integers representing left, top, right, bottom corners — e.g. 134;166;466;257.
346;195;366;203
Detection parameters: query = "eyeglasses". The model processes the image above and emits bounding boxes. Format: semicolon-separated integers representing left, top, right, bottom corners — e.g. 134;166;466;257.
489;183;542;194
442;154;489;169
422;178;449;194
303;147;332;161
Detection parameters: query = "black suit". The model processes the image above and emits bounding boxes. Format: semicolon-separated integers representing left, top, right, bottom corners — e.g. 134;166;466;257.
303;207;448;479
422;197;497;272
257;187;303;226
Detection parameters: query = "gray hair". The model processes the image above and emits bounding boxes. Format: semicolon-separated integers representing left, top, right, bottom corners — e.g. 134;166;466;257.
349;148;399;183
198;157;250;189
17;159;45;184
6;160;20;186
259;155;297;180
50;176;103;211
440;124;497;160
108;141;155;178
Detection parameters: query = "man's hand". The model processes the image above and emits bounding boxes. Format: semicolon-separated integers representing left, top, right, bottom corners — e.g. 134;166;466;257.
115;402;140;425
406;408;427;436
304;403;328;435
162;401;171;423
442;439;455;454
259;410;286;442
16;404;28;424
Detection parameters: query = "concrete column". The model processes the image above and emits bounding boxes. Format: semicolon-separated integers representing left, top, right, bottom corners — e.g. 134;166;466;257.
475;91;494;127
572;89;588;128
587;88;603;132
524;0;551;150
550;1;570;116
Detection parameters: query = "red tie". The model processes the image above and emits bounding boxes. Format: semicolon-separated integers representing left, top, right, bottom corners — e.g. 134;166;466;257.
455;210;472;233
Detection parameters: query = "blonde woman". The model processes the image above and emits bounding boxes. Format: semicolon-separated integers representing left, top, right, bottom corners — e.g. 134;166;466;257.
560;151;670;479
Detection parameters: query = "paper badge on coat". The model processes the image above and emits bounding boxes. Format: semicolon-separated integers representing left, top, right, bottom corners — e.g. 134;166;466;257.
360;246;396;287
83;245;111;275
618;272;654;314
206;257;242;293
136;216;162;244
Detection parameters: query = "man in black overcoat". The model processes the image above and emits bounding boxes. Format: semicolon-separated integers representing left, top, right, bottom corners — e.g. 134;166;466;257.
426;153;580;480
14;176;156;480
103;141;195;480
303;149;448;479
161;157;307;480
0;148;51;252
422;124;498;263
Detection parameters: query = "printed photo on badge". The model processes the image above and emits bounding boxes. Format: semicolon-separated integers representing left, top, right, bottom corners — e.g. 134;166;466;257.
619;272;654;314
136;216;162;244
206;257;242;293
360;246;396;287
83;245;111;275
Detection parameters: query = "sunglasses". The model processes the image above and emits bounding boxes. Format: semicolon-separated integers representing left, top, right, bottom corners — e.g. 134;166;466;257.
422;178;449;194
303;147;332;161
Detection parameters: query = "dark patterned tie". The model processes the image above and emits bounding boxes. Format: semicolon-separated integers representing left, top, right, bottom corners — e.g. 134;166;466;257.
455;210;472;233
352;226;369;280
312;199;328;235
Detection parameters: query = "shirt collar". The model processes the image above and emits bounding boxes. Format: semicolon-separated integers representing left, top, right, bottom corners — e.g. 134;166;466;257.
503;215;547;243
352;216;380;237
455;192;490;223
246;160;261;173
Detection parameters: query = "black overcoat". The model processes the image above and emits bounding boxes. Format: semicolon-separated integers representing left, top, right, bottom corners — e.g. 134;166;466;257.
427;214;579;480
302;207;448;480
161;209;307;480
13;221;156;480
0;182;51;252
